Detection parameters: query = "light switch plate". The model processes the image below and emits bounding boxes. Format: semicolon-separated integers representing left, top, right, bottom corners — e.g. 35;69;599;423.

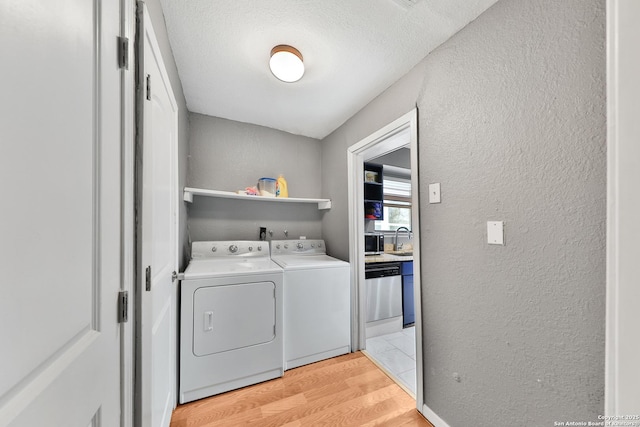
487;221;504;245
428;183;441;203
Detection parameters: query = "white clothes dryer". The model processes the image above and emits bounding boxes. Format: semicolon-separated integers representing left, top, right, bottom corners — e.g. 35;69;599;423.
270;240;351;370
179;241;283;403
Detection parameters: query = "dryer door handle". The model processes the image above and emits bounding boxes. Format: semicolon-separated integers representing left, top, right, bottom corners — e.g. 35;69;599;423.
204;311;214;332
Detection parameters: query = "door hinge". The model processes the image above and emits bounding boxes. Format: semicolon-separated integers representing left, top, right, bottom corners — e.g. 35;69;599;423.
146;74;151;100
118;36;129;69
145;265;151;291
118;291;129;323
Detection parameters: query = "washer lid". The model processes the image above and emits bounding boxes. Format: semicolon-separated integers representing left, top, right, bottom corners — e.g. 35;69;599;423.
183;258;283;279
271;254;349;270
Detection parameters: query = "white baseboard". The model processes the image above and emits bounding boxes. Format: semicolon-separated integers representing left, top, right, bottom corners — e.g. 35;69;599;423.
421;404;451;427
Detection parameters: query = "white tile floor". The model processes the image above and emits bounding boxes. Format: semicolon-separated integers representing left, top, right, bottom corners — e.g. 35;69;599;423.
365;326;416;395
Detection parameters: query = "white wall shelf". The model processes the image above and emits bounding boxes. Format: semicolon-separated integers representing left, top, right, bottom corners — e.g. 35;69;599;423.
183;187;332;210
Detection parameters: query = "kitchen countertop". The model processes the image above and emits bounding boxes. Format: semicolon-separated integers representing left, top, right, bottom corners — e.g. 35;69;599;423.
364;253;413;263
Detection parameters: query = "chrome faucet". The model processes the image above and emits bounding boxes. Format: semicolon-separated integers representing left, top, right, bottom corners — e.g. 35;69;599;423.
394;227;411;251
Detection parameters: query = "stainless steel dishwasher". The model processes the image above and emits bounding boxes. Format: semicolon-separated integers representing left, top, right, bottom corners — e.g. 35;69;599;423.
365;262;402;322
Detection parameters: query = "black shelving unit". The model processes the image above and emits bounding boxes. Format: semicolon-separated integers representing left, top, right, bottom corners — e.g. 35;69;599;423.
364;162;383;220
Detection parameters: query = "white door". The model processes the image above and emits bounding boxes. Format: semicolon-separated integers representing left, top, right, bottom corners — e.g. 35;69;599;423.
137;2;179;427
0;0;122;426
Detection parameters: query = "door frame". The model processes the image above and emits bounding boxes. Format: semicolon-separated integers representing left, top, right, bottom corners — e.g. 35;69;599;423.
605;0;640;414
347;109;424;411
120;0;137;426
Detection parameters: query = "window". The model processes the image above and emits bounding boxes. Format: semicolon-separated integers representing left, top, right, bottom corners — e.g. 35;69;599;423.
374;177;412;231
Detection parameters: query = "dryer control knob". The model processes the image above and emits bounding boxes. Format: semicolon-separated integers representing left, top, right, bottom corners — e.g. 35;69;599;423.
284;244;289;249
296;242;304;249
248;246;253;251
211;246;217;252
229;245;238;253
257;246;262;251
311;244;315;248
275;244;280;249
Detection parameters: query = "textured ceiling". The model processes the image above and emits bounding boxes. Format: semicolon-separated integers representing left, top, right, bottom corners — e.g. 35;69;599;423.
159;0;499;139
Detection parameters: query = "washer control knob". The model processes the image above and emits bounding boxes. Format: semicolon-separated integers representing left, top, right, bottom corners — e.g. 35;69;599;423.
248;246;253;251
296;242;304;249
257;245;262;251
311;243;315;248
211;246;217;252
276;244;280;249
284;244;289;249
228;245;238;253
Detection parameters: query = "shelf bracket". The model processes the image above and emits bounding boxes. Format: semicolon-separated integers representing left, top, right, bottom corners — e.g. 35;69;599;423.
318;200;332;210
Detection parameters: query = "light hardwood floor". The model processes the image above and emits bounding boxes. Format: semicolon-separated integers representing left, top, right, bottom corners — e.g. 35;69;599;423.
170;351;433;426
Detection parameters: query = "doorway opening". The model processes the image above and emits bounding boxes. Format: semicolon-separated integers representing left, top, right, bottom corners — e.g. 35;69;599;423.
347;109;424;411
363;149;415;394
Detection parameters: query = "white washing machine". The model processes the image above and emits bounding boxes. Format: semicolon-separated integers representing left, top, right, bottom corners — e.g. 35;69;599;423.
179;241;283;403
270;239;351;370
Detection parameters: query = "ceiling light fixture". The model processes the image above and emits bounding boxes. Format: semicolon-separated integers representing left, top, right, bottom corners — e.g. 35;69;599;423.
269;45;304;83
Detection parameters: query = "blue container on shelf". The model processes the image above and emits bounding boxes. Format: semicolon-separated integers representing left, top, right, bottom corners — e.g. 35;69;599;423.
257;177;277;197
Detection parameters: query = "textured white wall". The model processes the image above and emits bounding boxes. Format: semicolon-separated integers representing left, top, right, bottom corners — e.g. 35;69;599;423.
322;0;606;424
187;114;325;246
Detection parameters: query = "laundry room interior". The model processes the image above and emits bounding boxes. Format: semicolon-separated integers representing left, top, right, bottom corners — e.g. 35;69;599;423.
8;0;639;426
146;0;609;425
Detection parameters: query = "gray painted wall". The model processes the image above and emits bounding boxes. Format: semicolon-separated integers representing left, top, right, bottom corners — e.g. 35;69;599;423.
187;114;325;247
144;0;190;269
321;0;606;425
